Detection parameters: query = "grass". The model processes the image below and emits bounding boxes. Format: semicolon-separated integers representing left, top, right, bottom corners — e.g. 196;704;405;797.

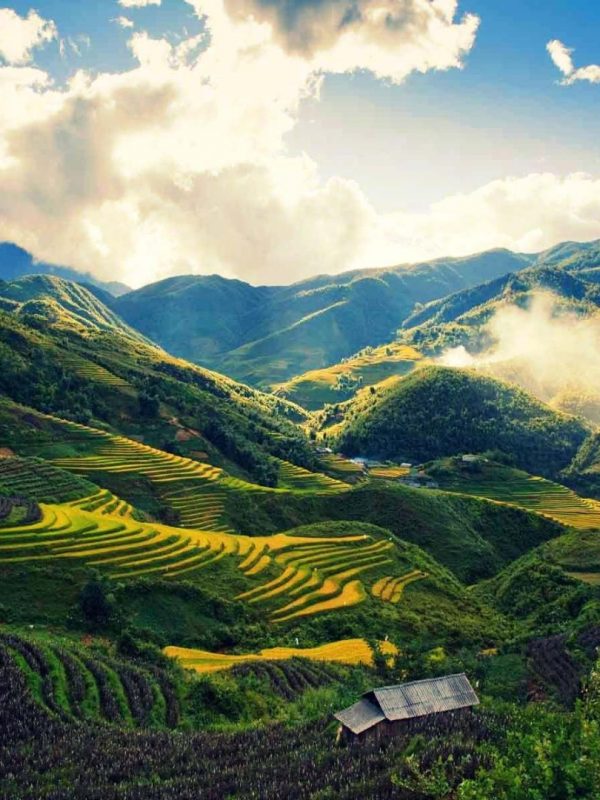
164;638;398;673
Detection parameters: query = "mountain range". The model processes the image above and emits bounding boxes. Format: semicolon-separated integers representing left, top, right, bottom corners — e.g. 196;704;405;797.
1;236;600;798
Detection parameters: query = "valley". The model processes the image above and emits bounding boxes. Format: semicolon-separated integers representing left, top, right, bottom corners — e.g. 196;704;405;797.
1;241;600;799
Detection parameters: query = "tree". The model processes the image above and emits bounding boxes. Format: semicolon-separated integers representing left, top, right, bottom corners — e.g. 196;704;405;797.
78;575;118;629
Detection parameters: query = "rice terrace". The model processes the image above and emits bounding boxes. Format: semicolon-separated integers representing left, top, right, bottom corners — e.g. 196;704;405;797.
2;0;600;797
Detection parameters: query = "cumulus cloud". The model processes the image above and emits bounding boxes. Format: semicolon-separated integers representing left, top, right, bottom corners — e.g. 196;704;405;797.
372;172;600;267
119;0;161;7
0;8;57;65
0;1;598;289
440;293;600;422
547;39;600;85
0;0;484;286
223;0;479;82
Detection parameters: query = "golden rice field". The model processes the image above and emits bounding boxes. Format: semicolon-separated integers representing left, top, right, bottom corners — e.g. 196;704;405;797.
0;501;402;621
164;638;398;673
368;465;411;480
372;571;428;603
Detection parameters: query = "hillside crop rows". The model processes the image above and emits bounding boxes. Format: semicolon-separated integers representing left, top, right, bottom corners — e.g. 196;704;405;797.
440;466;600;529
229;659;341;700
0;456;97;503
0;631;179;728
164;638;397;673
0;655;499;800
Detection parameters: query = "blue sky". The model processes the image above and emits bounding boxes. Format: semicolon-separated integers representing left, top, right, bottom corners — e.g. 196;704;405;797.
0;0;599;286
7;0;600;208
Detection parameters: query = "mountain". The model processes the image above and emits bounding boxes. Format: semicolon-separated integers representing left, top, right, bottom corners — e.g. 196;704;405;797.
0;275;147;342
402;265;600;334
332;365;590;477
0;242;131;296
114;248;533;386
0;278;314;489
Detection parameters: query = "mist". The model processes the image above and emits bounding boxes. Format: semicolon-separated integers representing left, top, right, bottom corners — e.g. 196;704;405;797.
439;292;600;423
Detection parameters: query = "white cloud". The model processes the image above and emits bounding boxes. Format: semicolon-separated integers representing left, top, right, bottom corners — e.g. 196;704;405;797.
0;8;57;65
547;38;600;85
119;0;161;7
371;172;600;267
5;1;597;290
113;16;135;29
440;293;600;422
222;0;479;83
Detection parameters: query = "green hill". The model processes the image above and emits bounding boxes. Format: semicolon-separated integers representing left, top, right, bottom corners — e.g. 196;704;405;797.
272;342;423;410
0;284;317;487
0;275;145;342
402;266;600;339
114;249;532;387
333;366;589;477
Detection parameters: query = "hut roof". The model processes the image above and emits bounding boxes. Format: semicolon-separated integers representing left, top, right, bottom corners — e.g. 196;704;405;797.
335;673;478;734
334;698;385;735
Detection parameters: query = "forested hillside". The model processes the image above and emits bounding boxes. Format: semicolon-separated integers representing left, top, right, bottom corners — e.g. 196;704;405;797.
333;366;590;477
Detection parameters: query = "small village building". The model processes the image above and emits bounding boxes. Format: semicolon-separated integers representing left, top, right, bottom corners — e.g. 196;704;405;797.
461;454;479;463
334;673;479;742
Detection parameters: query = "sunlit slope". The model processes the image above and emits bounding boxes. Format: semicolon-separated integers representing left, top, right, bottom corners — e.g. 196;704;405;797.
430;459;600;530
164;638;397;673
272;343;423;410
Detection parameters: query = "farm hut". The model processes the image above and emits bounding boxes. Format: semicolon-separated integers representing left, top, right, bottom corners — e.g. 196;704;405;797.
334;673;479;742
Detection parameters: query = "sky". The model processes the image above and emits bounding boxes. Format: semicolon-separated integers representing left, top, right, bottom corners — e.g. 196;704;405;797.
0;0;600;288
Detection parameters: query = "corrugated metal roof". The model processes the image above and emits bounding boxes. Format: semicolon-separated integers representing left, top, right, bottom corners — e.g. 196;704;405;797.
372;673;479;721
335;674;479;733
334;698;386;734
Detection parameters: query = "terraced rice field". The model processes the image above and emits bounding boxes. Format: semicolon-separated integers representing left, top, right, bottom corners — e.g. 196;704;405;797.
237;535;394;622
0;503;401;620
372;571;428;603
276;460;349;494
440;465;600;530
59;352;130;388
68;489;134;519
50;420;349;532
164;638;398;673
